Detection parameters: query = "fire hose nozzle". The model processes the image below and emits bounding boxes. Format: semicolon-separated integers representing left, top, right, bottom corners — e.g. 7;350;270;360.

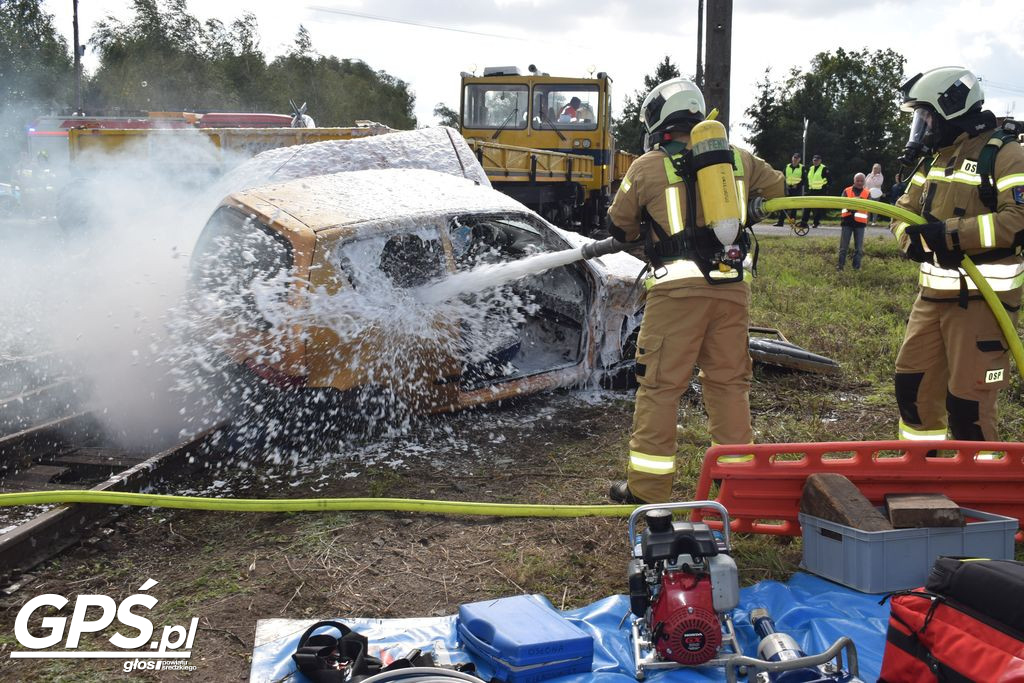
580;236;627;260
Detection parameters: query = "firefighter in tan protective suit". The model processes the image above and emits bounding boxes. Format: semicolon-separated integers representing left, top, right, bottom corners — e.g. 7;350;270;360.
892;67;1024;444
606;78;784;504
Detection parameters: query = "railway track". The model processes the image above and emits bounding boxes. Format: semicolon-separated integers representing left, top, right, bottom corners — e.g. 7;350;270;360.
0;412;225;579
0;352;86;439
0;352;227;579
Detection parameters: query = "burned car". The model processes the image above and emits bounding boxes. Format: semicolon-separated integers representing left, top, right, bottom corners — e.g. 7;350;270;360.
189;166;646;415
187;129;837;419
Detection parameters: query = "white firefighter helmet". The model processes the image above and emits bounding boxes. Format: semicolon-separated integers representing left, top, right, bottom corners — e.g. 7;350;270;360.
642;77;706;136
900;66;984;119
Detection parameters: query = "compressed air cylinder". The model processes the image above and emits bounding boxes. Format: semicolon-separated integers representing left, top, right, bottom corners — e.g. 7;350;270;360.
690;119;740;247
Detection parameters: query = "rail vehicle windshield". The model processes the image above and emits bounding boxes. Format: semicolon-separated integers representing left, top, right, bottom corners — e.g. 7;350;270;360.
462;84;529;130
532;84;599;130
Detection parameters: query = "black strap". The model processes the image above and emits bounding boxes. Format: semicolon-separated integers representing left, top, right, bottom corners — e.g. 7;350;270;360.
691;148;734;173
292;620;397;683
977;129;1018;212
885;622;975;683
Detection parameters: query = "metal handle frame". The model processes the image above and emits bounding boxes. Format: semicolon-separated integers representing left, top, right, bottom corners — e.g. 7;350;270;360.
627;500;732;552
723;636;860;683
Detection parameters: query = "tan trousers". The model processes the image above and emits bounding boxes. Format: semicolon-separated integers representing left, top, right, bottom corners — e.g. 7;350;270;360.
895;295;1016;441
627;291;753;502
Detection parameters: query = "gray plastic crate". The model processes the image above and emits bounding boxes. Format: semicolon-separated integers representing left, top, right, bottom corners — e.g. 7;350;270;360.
799;507;1017;594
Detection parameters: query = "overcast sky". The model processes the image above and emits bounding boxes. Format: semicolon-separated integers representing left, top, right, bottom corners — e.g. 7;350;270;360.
44;0;1024;145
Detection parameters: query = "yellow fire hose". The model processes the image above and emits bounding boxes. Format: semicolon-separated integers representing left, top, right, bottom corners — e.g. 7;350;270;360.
762;195;1024;381
0;196;1018;515
0;490;637;515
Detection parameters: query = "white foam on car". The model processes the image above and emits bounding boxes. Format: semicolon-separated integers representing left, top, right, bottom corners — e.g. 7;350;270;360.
214;126;490;196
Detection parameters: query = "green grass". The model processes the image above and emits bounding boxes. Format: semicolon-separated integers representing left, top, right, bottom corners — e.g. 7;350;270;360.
749;235;1024;438
648;234;1024;582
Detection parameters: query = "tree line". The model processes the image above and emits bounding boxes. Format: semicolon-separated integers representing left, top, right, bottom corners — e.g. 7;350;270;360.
3;0;912;195
0;0;418;177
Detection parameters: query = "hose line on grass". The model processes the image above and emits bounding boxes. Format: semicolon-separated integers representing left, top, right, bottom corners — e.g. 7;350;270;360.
0;490;637;516
761;195;1024;380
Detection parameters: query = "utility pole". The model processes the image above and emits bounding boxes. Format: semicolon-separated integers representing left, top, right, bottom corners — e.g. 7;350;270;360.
73;0;83;115
703;0;732;130
802;117;809;165
695;0;704;90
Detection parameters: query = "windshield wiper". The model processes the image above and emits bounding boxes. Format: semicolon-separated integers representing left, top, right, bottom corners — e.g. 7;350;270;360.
491;106;519;140
541;110;567;141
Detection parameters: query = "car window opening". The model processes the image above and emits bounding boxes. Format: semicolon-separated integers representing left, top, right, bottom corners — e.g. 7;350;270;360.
448;214;588;388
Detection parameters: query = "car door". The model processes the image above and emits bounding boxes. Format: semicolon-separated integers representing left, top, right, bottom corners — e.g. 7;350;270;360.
304;224;463;414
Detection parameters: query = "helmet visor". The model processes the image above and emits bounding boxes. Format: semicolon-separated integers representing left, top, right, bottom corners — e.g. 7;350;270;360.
904;108;932;152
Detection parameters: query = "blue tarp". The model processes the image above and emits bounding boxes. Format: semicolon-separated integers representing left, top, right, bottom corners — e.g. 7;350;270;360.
249;573;890;683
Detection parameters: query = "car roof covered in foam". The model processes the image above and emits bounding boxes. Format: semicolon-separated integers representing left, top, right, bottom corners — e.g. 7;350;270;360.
235;168;529;233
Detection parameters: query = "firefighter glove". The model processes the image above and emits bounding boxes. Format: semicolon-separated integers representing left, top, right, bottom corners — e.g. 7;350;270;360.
904;221;963;269
618;239;647;259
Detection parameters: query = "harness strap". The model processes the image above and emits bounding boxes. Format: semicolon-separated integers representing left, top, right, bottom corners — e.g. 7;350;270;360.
292;620;434;682
978;128;1019;212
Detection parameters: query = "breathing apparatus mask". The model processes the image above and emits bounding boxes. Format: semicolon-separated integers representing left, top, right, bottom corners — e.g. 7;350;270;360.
899;107;945;166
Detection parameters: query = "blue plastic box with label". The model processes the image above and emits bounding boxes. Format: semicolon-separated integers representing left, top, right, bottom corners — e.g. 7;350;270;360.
456;594;594;682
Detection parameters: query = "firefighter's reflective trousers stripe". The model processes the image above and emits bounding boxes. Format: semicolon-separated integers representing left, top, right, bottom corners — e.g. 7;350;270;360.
627;292;753;503
894;294;1017;442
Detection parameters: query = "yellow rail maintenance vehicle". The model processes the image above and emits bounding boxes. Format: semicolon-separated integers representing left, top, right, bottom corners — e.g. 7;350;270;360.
460;65;635;235
57;123;392;228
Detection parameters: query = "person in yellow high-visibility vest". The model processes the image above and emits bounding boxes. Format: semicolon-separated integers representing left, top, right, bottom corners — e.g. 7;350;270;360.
798;154;830;228
773;152;805;226
603;78;784;504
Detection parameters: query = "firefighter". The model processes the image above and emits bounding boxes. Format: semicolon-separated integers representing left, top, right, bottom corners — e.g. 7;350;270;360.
606;78;784;504
891;66;1024;444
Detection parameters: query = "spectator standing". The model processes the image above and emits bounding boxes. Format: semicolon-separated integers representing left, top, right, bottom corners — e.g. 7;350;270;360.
865;163;884;224
773;152;805;226
798;154;830;228
838;173;870;271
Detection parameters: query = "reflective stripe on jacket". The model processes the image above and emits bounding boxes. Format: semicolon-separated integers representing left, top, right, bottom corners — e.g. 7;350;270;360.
841;186;870;224
890;130;1024;303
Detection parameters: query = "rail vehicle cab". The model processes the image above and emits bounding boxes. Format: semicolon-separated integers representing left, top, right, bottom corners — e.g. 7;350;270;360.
459;67;621;233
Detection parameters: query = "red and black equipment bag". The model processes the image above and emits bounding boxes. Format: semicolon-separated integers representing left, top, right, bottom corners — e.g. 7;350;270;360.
879;557;1024;683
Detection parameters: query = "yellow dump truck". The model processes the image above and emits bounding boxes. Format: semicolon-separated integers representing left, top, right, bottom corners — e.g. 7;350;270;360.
460;67;636;235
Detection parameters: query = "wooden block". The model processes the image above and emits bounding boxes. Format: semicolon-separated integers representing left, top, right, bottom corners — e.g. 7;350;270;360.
800;473;893;531
885;493;964;528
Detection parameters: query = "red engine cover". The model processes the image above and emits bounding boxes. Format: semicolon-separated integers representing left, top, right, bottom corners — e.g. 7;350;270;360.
650;570;722;666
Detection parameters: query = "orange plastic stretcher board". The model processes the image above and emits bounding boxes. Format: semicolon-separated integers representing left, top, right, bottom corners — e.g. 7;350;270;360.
692;440;1024;539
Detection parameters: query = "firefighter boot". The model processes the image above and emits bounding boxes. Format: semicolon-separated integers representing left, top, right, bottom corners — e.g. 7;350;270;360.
608;481;648;505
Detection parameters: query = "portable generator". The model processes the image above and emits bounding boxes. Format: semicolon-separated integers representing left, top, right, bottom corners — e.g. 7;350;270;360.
626;501;741;680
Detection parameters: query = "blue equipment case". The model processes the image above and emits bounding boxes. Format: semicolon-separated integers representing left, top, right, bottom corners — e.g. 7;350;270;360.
457;594;594;682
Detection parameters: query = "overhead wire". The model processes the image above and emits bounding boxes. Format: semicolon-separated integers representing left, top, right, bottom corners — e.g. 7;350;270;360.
306;6;533;43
